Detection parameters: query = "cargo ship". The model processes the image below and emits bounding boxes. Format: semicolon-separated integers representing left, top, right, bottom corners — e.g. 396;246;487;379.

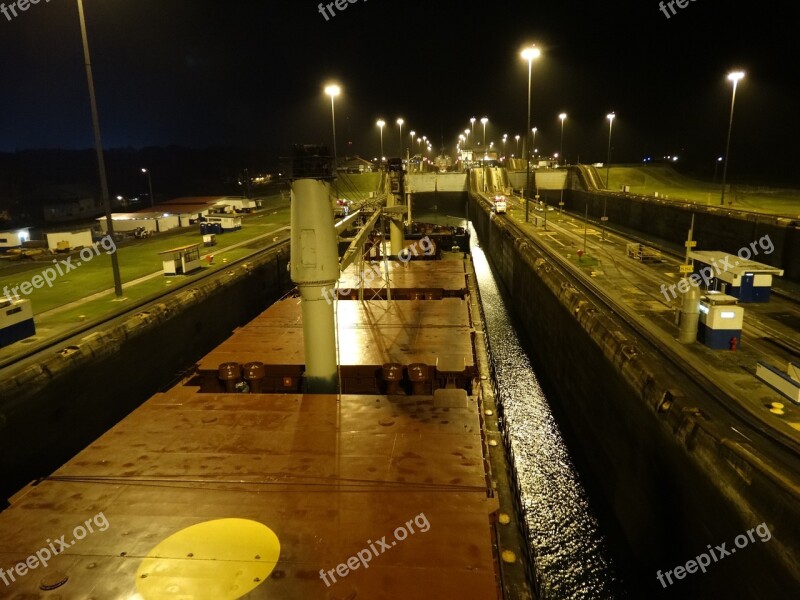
0;148;532;599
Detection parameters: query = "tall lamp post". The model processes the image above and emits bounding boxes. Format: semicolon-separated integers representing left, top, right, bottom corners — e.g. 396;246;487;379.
521;44;541;222
141;168;154;208
559;113;567;166
409;130;415;171
480;117;488;146
324;84;340;167
720;71;744;205
532;127;538;156
606;112;615;187
470;117;476;137
515;134;520;156
396;118;404;159
77;0;122;297
376;119;385;163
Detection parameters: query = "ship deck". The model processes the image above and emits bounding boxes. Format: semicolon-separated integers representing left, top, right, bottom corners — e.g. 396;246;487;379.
0;256;508;599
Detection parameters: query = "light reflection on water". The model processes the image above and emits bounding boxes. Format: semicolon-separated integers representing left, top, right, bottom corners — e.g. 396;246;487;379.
468;223;620;598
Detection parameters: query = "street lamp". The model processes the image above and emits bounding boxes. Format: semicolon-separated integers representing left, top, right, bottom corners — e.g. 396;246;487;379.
376;119;385;162
396;118;404;159
713;156;723;184
480;117;488;146
521;44;541;222
76;0;122;297
515;134;520;156
324;84;340;167
141;168;154;208
470;117;476;136
720;71;745;205
532;127;538;154
606;112;615;187
559;113;567;166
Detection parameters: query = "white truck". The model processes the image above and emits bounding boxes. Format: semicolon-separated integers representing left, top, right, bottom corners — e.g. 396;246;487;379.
493;195;507;214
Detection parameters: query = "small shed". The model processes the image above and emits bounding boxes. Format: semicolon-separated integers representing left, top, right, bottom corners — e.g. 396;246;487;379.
158;244;201;276
690;251;784;302
0;298;35;348
697;292;744;349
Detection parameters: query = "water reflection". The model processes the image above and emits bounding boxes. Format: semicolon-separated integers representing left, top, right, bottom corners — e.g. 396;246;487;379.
469;223;620;598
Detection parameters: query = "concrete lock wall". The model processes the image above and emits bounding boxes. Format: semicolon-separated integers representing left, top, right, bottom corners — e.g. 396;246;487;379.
0;243;292;503
534;170;568;190
563;189;800;282
469;192;800;596
406;173;467;193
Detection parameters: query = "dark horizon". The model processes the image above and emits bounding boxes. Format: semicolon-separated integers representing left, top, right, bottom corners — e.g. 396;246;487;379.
0;0;796;185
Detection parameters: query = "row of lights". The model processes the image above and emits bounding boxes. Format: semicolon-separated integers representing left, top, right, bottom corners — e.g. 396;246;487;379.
457;112;571;162
328;64;744;203
326;83;433;166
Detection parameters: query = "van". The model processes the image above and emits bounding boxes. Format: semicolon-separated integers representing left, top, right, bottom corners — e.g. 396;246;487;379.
493;195;507;214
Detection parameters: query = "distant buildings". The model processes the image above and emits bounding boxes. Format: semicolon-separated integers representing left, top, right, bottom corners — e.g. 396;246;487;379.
36;185;104;223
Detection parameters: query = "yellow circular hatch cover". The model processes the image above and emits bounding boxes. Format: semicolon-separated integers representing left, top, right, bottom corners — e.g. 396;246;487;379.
136;518;281;599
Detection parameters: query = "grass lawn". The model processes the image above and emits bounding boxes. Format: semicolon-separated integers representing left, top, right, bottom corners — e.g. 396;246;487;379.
0;199;291;317
606;166;800;217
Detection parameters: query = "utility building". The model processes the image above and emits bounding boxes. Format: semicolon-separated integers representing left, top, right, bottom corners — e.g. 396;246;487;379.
690;251;784;303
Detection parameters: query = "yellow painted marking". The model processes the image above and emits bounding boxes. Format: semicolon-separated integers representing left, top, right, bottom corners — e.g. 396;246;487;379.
787;422;800;432
136;519;280;600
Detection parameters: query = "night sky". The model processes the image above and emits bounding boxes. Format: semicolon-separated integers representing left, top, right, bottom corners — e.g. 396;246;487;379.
0;0;796;183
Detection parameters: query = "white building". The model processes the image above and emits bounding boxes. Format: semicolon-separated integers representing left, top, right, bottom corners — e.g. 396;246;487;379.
45;229;93;251
0;228;30;249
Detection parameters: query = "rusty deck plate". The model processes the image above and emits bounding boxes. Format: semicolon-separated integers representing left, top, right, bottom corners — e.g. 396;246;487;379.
0;258;502;599
199;299;475;370
337;260;468;293
0;391;498;598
